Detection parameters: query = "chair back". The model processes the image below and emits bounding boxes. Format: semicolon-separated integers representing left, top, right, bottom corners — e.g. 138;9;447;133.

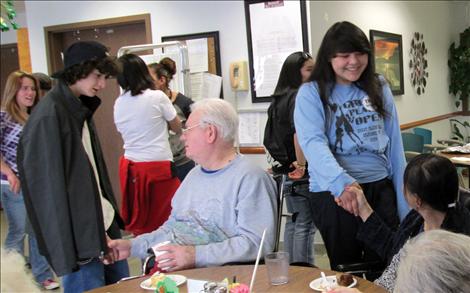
413;127;432;144
458;187;470;211
272;174;311;252
402;132;424;153
273;174;288;252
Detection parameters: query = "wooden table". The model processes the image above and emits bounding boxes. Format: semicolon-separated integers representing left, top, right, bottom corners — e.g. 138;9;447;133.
87;265;387;293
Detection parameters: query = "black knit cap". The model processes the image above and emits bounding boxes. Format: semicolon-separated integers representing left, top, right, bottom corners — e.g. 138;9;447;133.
51;41;109;78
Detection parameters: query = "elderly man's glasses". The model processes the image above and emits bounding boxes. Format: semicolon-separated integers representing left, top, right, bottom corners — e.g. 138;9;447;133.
182;123;201;134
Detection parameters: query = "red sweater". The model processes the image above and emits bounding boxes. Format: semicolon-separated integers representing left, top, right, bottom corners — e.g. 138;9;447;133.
119;157;180;235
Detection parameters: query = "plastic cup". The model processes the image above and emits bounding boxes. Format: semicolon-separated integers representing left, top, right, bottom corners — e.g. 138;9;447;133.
265;251;289;285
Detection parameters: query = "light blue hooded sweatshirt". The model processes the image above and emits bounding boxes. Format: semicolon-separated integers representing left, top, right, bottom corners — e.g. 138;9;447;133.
294;78;409;220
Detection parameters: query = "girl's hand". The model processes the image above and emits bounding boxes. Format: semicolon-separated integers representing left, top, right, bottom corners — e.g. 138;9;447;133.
345;185;373;221
288;161;305;179
7;173;21;194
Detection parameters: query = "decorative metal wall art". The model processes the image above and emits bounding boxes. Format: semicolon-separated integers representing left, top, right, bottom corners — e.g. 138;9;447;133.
409;32;428;95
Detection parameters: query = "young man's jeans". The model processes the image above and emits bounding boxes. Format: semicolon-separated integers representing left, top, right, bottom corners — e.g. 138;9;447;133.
283;180;316;265
1;184;55;283
62;258;129;293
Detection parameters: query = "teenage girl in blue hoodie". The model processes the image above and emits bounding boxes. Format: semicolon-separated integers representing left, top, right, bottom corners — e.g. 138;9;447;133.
294;21;407;273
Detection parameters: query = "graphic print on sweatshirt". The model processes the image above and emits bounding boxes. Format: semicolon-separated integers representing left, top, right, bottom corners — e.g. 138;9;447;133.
328;95;385;156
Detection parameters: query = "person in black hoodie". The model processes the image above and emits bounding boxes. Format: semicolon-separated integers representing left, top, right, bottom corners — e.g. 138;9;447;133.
264;51;315;265
17;41;129;292
344;153;470;291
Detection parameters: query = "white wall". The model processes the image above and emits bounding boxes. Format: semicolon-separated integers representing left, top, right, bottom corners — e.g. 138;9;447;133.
24;0;252;108
23;0;469;153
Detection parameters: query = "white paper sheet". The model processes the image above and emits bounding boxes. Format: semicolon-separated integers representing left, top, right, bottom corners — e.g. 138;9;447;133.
238;112;261;145
201;73;222;99
187;38;209;73
190;73;203;101
186;279;207;293
190;72;222;101
248;1;304;98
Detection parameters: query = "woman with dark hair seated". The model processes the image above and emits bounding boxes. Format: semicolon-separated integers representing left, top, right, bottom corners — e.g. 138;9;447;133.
329;230;470;293
342;153;470;292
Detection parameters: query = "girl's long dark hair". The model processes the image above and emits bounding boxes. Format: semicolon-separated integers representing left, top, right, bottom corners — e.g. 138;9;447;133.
117;53;155;96
309;21;386;117
273;51;312;97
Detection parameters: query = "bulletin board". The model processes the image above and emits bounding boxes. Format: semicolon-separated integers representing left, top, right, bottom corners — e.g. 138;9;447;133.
244;0;309;103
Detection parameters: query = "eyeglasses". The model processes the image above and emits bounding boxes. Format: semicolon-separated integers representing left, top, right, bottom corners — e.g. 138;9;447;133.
182;123;201;134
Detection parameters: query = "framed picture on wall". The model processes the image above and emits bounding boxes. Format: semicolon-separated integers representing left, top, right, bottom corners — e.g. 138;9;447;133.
244;0;309;103
369;30;404;95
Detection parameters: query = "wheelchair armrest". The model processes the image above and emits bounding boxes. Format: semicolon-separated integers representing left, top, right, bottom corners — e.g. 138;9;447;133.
118;254;156;283
223;259;264;266
290;177;310;198
291;262;317;268
143;254;156;275
335;261;383;274
291;177;309;187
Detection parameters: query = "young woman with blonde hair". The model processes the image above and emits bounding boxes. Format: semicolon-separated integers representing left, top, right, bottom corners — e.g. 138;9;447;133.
1;70;59;290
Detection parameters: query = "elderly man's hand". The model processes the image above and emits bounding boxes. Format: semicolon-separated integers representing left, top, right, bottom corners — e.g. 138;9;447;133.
155;244;195;272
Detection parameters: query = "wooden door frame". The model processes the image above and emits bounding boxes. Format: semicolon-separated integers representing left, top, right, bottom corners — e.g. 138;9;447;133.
44;13;152;75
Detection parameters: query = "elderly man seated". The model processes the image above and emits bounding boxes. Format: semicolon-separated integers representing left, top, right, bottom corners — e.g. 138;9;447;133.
107;99;277;271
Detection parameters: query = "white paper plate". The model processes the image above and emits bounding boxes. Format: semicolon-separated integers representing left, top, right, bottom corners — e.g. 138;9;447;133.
309;275;357;291
140;274;187;290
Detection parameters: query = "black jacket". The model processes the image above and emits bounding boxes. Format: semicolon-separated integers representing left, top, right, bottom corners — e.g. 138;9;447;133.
265;89;298;173
17;81;123;276
357;205;470;265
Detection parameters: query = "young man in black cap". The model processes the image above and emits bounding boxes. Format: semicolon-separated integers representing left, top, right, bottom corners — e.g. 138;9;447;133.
17;41;129;292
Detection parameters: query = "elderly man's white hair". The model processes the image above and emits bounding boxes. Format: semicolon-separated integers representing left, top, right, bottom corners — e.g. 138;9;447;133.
190;98;239;143
394;229;470;293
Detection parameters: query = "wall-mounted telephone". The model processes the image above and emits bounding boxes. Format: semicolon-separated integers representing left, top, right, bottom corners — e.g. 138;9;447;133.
229;61;249;91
